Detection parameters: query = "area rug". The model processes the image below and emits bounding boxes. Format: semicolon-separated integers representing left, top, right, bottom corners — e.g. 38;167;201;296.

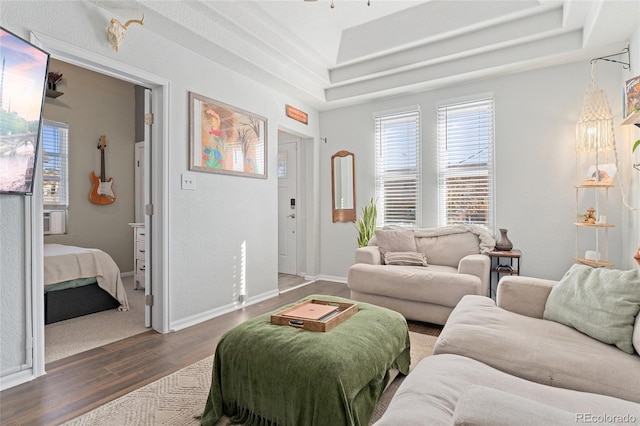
45;275;147;363
62;332;438;426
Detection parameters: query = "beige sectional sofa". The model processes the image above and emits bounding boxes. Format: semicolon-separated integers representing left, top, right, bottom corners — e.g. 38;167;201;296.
376;274;640;425
347;225;494;325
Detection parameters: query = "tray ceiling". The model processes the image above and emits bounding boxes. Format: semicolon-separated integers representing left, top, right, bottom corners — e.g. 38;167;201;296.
90;0;640;110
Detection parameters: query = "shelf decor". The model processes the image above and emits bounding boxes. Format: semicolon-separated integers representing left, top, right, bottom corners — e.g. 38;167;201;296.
189;92;267;179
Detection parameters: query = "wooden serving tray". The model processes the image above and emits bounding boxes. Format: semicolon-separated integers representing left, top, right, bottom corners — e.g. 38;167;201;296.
270;299;358;332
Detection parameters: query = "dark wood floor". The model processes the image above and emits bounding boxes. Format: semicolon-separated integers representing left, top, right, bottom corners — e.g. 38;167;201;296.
0;280;441;426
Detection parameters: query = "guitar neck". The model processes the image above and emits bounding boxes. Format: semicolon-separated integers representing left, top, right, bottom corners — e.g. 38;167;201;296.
101;147;106;182
99;135;106;182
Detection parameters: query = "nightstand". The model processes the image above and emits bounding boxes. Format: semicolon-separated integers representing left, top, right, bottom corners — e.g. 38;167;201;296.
128;222;145;290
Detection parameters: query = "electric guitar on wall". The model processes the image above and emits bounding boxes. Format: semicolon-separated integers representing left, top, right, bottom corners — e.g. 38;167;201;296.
89;135;116;205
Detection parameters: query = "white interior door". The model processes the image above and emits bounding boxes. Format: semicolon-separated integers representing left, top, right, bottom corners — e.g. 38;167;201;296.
278;142;297;274
134;142;145;222
143;88;152;328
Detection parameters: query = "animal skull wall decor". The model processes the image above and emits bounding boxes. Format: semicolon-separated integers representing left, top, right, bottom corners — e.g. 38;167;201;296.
107;14;144;52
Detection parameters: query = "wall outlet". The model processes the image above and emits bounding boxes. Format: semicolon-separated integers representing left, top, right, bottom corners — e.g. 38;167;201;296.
181;173;195;190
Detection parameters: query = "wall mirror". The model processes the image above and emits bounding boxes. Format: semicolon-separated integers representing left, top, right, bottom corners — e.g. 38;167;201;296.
331;150;356;222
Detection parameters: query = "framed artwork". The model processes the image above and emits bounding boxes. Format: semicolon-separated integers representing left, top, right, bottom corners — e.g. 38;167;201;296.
189;92;267;178
624;75;640;118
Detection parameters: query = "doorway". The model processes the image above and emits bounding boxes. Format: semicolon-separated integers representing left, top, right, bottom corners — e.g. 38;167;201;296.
30;31;169;378
277;131;310;293
41;59;150;363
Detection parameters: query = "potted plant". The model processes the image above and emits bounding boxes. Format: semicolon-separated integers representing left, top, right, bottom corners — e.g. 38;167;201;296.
356;197;377;248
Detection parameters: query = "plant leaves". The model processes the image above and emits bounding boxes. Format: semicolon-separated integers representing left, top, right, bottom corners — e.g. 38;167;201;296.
633;139;640;153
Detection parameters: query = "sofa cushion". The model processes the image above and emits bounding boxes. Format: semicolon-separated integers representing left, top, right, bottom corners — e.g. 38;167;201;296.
415;232;480;268
543;264;640;354
348;263;480;308
375;354;640;426
383;251;427;266
433;295;640;403
635;313;640;355
453;385;575;426
374;230;416;264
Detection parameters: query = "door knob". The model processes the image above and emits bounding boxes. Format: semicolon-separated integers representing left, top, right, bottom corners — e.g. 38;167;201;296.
288;213;296;218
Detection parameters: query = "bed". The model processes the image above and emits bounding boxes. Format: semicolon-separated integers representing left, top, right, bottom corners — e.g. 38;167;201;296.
44;244;130;324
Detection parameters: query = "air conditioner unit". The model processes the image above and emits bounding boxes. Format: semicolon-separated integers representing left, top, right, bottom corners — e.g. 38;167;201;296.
43;212;51;234
44;210;66;235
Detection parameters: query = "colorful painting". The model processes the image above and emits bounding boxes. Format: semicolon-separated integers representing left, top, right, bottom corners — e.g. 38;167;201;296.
189;92;267;178
624;75;640;117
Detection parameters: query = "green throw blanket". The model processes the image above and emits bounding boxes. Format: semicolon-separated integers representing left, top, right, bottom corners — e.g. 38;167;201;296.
200;295;410;426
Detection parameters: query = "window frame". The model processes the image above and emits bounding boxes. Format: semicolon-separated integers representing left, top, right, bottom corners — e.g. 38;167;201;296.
436;97;495;231
41;119;69;235
374;107;422;228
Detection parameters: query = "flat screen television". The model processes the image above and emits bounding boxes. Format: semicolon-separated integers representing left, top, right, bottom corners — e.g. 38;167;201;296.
0;26;50;195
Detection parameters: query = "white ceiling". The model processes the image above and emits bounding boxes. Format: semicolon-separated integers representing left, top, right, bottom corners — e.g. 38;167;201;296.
91;0;640;110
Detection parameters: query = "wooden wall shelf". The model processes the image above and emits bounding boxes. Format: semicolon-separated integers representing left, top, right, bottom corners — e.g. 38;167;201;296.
573;222;614;228
46;89;63;98
574;257;615;268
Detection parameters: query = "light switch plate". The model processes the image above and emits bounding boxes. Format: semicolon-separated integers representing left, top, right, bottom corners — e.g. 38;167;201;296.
181;172;196;190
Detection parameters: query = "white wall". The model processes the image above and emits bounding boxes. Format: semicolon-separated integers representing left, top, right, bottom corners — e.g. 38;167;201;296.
0;198;27;373
0;0;319;379
319;59;629;281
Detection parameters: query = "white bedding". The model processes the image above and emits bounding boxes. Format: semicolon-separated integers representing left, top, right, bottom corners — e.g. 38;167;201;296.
44;244;129;311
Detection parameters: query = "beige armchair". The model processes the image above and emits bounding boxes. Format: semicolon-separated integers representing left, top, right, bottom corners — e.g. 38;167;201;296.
347;225;494;325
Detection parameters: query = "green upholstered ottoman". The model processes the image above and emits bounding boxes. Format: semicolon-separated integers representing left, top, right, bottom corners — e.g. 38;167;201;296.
200;294;410;426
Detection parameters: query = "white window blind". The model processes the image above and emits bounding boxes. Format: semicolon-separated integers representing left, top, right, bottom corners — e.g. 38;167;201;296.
42;120;69;234
437;98;494;229
375;109;421;227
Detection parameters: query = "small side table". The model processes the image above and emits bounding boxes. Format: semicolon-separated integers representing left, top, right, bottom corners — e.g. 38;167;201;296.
487;249;522;299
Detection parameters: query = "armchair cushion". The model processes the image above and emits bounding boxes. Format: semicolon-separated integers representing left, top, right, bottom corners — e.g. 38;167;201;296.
543;264;640;354
415;232;481;268
374;230;416;263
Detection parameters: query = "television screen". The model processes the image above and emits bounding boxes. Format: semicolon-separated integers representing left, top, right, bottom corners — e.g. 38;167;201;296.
0;26;50;195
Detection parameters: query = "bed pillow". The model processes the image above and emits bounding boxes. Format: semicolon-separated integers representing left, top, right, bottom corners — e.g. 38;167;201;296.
374;230;416;264
543;264;640;354
383;251;427;267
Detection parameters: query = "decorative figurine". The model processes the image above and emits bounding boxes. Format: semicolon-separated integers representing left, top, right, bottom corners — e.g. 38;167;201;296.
583;207;597;224
107;14;144;52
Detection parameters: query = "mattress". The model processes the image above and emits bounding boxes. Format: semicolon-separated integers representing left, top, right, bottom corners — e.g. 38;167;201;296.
44;244;129;311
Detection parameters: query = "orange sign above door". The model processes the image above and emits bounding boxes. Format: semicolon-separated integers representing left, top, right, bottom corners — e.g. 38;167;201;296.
286;104;308;125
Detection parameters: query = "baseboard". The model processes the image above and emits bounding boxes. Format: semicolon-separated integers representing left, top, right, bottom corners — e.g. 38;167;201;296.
0;368;37;392
120;271;134;278
169;289;279;332
315;274;348;284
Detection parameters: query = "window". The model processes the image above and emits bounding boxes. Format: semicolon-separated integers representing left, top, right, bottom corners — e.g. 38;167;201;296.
374;109;421;227
42;120;69;234
437;98;494;229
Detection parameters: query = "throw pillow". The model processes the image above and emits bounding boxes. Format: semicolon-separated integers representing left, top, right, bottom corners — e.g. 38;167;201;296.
374;229;416;264
543;264;640;354
383;251;427;267
634;312;640;355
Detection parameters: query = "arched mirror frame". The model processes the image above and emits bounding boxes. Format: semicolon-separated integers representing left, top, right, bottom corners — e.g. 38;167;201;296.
331;150;356;222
